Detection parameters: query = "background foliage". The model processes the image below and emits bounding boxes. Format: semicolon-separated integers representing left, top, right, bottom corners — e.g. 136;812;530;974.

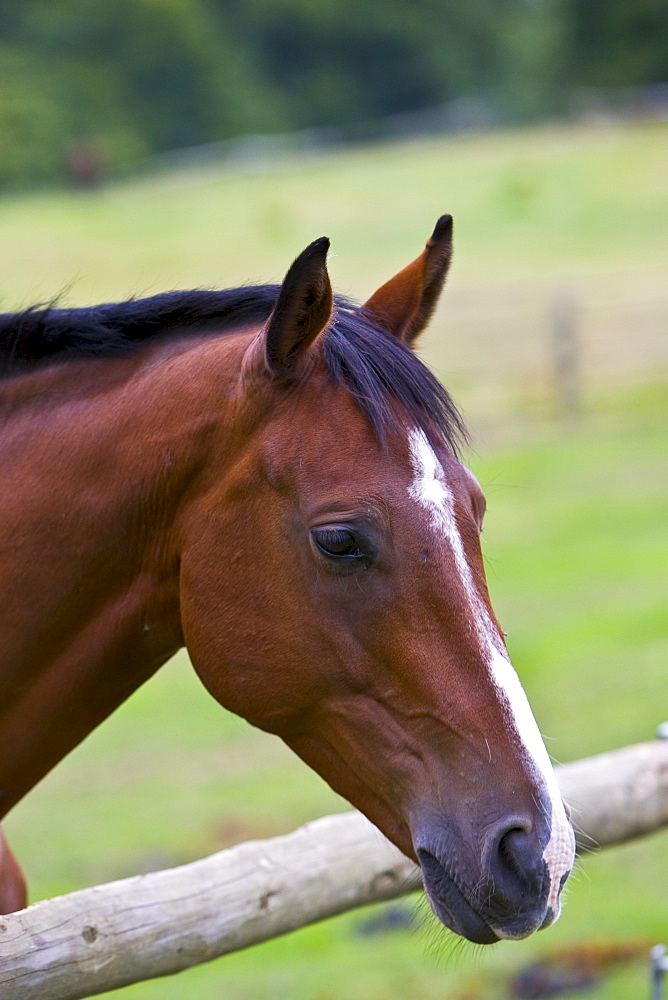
0;0;667;187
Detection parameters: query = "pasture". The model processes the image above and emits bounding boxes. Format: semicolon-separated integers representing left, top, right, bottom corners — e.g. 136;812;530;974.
1;120;666;999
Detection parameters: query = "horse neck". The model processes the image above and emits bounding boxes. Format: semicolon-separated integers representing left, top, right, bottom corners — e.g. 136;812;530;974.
0;331;251;816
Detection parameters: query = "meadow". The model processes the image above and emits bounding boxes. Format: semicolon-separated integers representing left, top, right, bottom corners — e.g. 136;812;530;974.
1;120;667;999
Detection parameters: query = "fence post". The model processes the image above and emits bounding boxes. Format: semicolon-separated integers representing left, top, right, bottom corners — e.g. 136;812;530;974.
650;944;668;1000
550;291;581;418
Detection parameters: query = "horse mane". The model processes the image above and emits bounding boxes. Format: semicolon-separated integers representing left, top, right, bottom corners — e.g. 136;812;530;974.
0;288;467;454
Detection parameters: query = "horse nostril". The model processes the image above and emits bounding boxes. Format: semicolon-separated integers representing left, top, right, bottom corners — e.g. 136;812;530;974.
498;825;534;878
487;819;548;898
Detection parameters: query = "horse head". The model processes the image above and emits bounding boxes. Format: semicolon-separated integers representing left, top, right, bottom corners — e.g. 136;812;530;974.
179;217;575;944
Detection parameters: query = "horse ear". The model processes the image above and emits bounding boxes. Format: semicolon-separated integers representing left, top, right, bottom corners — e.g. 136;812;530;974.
362;214;453;346
265;237;333;379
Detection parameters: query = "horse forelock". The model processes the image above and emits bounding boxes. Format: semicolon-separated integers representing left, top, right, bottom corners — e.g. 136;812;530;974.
323;301;468;458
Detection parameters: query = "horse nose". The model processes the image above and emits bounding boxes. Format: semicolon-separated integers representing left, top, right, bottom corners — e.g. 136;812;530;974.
413;809;567;942
485;818;550;908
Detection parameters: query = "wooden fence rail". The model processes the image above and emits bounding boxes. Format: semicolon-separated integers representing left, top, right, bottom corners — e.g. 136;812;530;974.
1;739;667;1000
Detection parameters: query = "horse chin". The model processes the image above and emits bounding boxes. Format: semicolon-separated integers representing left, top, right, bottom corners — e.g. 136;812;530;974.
418;849;555;945
418;850;500;945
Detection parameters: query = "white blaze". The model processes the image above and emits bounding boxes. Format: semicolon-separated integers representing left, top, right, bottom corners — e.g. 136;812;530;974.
407;428;574;920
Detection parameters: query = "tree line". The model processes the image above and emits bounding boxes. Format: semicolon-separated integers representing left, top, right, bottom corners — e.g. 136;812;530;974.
0;0;665;188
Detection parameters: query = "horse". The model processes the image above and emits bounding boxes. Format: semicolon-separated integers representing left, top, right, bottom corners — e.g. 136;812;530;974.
0;216;574;944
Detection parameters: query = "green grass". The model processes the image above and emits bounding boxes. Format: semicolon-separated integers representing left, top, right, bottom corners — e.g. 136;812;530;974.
2;120;667;302
2;121;667;999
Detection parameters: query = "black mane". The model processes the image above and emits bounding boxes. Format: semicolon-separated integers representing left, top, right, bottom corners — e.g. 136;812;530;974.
0;287;467;454
0;289;274;370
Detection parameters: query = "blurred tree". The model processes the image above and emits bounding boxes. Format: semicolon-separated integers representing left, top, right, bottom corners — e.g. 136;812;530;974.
0;48;64;187
565;0;668;86
0;0;665;188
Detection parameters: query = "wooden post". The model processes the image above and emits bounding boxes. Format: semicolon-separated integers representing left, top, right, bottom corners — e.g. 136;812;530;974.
0;739;667;1000
651;945;668;1000
550;291;581;417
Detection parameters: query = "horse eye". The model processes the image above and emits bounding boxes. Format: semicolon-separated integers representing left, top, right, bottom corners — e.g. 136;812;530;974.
311;526;365;560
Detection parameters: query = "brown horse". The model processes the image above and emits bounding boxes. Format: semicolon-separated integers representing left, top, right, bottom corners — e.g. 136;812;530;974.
0;217;574;943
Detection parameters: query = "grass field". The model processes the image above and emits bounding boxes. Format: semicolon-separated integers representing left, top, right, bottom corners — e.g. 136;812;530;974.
2;120;667;999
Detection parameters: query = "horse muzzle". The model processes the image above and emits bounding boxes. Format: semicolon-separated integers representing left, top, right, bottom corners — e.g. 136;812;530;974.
414;813;572;944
